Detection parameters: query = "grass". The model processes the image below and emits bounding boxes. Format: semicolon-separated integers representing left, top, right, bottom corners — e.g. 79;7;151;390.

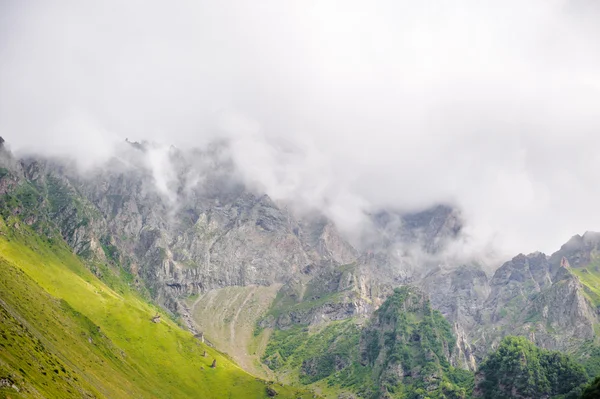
0;217;313;399
260;319;366;398
571;265;600;308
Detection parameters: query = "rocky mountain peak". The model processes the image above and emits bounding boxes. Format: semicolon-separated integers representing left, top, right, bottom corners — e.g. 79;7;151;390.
583;231;600;244
124;138;146;152
370;204;462;254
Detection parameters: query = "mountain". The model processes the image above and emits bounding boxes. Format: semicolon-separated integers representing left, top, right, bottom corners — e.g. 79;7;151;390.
2;137;600;398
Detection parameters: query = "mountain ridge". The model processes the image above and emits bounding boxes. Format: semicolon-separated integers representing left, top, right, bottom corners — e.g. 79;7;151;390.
2;137;600;398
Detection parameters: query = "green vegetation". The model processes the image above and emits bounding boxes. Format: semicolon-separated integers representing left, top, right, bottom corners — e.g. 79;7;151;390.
358;287;472;399
261;319;374;399
0;217;312;398
581;375;600;399
571;264;600;308
574;341;600;379
262;320;361;384
0;169;154;303
0;179;41;220
265;281;347;322
261;286;474;399
477;336;589;399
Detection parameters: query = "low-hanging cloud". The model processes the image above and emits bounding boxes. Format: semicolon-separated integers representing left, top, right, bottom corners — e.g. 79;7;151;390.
1;0;599;256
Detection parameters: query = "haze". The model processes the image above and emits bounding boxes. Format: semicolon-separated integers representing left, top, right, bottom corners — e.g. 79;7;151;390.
1;0;599;257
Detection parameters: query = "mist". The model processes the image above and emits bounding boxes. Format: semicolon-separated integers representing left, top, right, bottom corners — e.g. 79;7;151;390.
1;0;599;256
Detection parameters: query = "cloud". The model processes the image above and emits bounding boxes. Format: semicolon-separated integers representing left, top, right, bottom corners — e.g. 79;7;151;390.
1;0;599;256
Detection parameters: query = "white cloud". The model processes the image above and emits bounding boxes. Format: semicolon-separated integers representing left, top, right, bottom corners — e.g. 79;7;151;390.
1;0;599;256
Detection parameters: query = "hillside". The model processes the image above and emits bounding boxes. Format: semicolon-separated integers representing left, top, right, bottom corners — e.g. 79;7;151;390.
0;216;312;398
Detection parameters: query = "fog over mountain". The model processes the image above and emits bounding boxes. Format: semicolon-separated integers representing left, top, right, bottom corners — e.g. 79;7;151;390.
1;0;600;256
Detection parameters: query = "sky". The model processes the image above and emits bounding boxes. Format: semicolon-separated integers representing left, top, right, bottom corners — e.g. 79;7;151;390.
1;0;600;257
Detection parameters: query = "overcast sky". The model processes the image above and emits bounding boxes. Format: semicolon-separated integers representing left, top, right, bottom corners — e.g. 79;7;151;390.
1;0;600;256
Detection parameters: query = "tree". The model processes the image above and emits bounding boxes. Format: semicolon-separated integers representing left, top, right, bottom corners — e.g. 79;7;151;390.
580;375;600;399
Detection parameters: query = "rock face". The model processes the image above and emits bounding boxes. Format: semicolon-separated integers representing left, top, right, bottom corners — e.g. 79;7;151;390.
0;140;468;321
423;264;490;336
466;249;599;360
2;142;353;316
371;205;462;255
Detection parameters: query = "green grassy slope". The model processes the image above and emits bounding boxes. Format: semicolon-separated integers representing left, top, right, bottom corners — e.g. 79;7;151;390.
571;262;600;308
565;262;600;379
261;319;365;398
0;217;312;399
